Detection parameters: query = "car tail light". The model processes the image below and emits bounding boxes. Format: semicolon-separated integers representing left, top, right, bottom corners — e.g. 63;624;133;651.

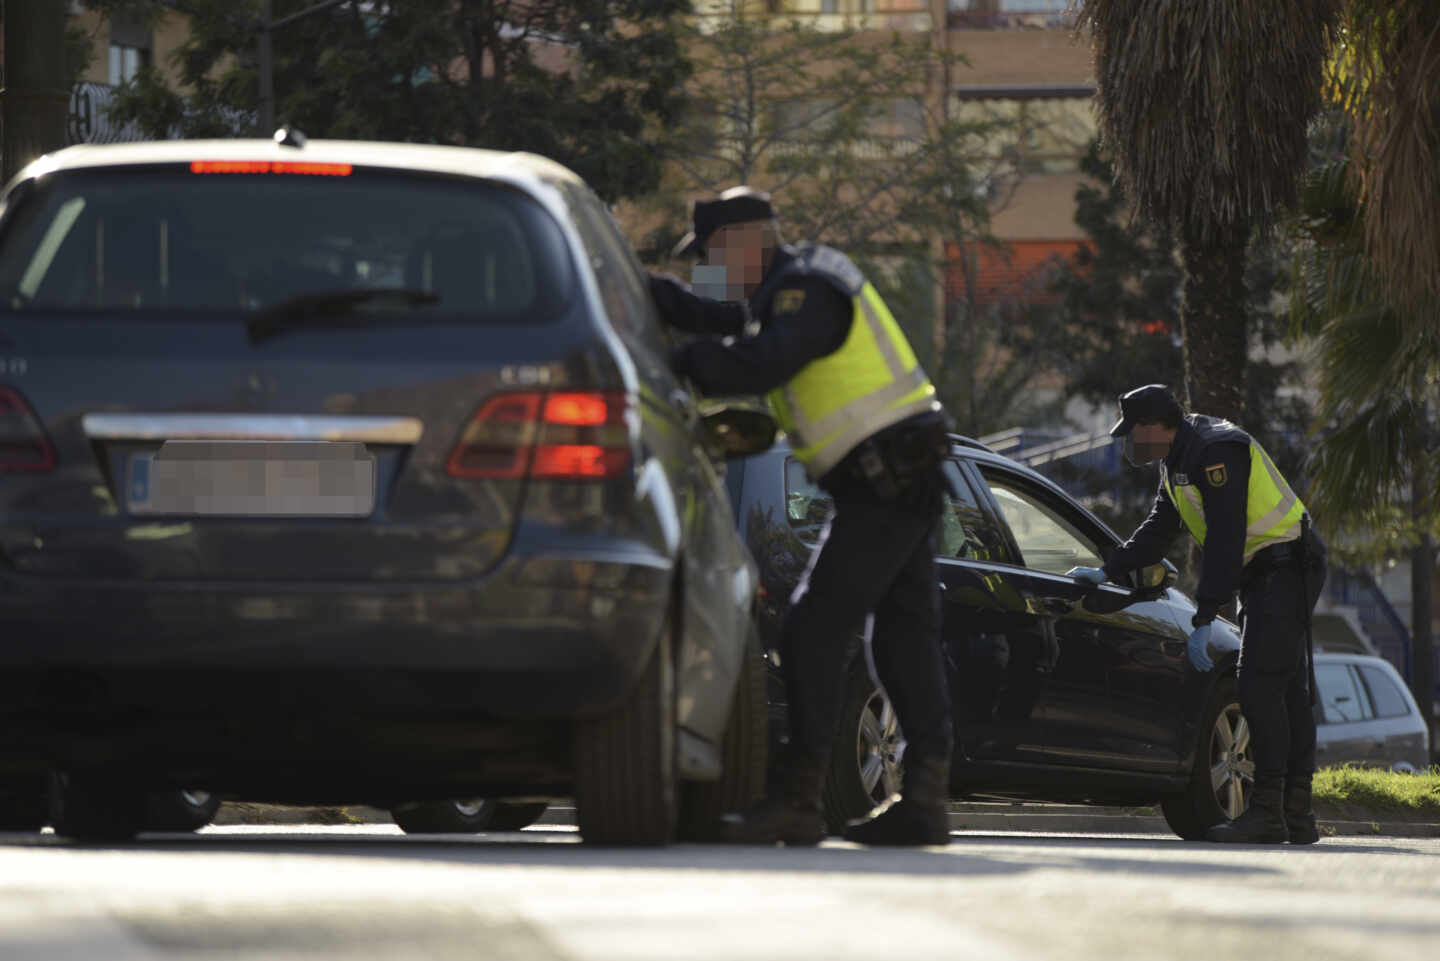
0;387;55;472
446;391;631;480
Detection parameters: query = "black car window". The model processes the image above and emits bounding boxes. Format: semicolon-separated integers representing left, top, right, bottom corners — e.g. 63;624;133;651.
0;166;575;321
1315;662;1373;724
979;470;1105;576
784;457;831;540
1356;664;1411;719
938;461;1007;561
564;188;665;352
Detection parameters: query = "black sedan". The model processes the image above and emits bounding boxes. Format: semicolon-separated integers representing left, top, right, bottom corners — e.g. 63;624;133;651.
0;137;770;844
726;438;1251;840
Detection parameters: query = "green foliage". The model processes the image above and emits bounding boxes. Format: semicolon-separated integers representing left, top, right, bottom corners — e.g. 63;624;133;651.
1048;142;1310;472
1290;112;1440;565
101;0;692;202
661;10;1001;264
1313;764;1440;817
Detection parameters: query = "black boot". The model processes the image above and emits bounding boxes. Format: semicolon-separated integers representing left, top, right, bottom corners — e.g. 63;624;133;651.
1284;777;1319;845
842;756;950;847
717;754;826;846
1206;781;1289;844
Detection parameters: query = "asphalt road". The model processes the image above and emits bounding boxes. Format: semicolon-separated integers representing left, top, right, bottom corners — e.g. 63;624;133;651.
2;825;1436;961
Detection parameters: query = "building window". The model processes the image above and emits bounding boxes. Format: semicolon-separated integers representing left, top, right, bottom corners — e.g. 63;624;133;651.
108;44;148;86
108;13;153;87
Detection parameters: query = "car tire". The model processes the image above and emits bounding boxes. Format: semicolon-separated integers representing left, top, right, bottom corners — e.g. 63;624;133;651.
677;629;769;841
49;771;147;843
391;799;496;834
822;657;904;835
0;774;48;832
146;790;222;833
574;614;677;846
1161;674;1254;840
485;801;550;831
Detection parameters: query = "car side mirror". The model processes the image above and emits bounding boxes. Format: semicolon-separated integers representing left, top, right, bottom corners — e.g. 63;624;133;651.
698;401;777;460
1136;558;1178;592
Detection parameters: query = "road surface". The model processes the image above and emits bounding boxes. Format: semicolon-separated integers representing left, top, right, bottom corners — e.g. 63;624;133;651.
2;825;1435;960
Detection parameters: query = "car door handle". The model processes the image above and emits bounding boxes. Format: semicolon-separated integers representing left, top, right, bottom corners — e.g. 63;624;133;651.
1042;597;1073;615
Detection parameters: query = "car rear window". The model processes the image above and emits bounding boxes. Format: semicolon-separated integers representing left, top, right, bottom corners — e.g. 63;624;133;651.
1357;664;1412;719
0;165;574;322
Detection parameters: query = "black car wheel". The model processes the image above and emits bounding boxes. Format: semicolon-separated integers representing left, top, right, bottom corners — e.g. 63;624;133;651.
49;770;147;843
146;789;222;833
823;657;904;834
1161;675;1254;840
0;774;48;832
575;612;677;845
485;801;550;831
678;628;769;841
392;798;495;834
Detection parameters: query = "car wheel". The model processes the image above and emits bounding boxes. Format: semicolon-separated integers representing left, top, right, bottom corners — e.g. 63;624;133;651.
1161;675;1254;840
485;801;550;831
575;613;677;845
0;774;48;832
49;770;147;843
146;789;222;833
391;799;497;834
822;657;904;835
678;628;769;841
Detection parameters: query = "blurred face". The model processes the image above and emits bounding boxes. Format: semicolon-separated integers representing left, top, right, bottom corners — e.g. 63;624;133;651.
1124;422;1178;466
691;220;773;301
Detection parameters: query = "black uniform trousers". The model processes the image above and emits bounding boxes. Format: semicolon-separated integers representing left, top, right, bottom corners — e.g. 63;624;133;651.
1236;539;1328;785
780;464;954;788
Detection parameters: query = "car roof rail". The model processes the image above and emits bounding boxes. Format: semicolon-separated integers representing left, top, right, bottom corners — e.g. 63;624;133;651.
948;433;997;454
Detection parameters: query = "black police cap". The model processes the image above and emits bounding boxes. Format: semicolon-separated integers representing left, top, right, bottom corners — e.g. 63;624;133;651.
672;186;776;260
1109;384;1183;437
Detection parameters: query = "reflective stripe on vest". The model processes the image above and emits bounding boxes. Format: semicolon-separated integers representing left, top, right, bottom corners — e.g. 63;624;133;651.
1162;440;1306;564
766;282;936;478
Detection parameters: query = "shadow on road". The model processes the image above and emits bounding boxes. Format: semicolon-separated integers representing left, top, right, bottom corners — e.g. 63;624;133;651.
0;826;1331;881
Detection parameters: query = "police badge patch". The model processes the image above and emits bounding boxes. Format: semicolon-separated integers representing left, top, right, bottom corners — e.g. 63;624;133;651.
1205;463;1228;487
773;288;806;314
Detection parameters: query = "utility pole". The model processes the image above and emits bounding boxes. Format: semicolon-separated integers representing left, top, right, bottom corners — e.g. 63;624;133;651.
2;0;70;182
256;0;351;135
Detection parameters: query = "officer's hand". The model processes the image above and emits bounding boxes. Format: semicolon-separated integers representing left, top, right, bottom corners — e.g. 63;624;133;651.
1066;566;1106;586
1186;623;1217;672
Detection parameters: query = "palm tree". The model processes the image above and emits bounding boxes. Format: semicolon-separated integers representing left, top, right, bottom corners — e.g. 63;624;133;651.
1293;107;1440;739
1339;1;1440;312
1074;0;1343;422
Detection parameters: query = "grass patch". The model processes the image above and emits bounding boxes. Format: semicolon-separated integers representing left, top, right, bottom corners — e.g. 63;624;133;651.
1313;765;1440;822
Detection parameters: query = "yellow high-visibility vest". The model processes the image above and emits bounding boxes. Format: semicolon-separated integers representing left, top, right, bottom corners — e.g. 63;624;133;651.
1161;434;1306;564
765;265;937;478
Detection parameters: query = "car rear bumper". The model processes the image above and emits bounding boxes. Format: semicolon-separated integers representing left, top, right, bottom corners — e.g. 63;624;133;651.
0;550;672;721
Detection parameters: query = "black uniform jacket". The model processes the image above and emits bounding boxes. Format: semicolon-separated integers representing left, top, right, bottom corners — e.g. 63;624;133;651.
1102;415;1252;625
656;245;855;397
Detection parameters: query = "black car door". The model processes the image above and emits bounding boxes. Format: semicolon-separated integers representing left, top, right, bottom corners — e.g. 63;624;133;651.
969;463;1188;772
936;460;1060;765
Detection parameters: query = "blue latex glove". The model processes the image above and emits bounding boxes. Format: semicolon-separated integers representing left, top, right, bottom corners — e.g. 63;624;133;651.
1186;623;1217;672
1066;566;1106;586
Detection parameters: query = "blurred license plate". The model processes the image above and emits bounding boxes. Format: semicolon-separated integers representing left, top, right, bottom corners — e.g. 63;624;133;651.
127;441;376;517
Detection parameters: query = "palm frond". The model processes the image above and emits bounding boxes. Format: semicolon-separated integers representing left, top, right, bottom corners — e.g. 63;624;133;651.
1342;0;1440;309
1074;0;1343;237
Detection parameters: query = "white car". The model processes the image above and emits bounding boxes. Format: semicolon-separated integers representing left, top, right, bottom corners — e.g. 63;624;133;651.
1313;652;1431;772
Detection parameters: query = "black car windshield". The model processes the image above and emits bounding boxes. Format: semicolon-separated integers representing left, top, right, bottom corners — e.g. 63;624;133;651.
0;165;575;323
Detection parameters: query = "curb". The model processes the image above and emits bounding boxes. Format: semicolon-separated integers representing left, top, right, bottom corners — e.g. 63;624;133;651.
214;802;1440;838
944;803;1440;839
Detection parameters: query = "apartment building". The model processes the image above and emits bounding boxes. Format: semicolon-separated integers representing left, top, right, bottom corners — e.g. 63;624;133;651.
65;1;195;145
680;1;1098;315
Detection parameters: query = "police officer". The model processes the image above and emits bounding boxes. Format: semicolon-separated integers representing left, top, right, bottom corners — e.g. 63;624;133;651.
648;186;955;846
1067;384;1327;844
